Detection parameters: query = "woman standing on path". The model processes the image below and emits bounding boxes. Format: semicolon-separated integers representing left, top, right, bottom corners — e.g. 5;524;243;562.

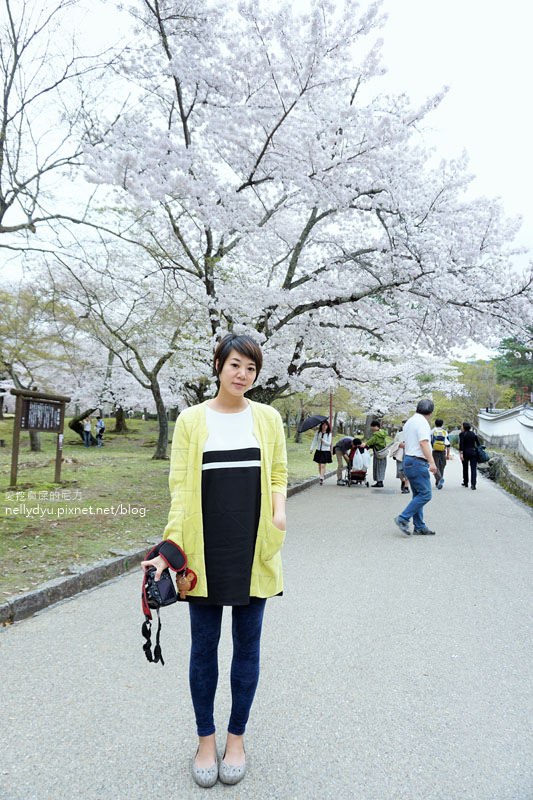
82;416;92;447
141;333;287;788
310;420;332;485
459;421;481;489
364;420;388;488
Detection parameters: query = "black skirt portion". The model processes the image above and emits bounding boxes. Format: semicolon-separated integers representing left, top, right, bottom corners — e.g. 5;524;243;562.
189;447;261;606
313;450;332;464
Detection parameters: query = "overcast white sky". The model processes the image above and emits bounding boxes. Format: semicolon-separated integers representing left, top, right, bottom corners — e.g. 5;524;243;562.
379;0;533;265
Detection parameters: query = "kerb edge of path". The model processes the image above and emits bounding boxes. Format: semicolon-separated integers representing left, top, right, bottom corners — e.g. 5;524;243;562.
0;473;329;626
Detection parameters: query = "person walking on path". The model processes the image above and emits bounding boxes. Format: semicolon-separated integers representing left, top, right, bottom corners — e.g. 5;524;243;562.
364;420;388;488
431;418;449;489
459;421;481;490
394;399;438;536
333;436;354;485
390;421;409;494
310;420;332;485
141;333;287;789
82;416;92;447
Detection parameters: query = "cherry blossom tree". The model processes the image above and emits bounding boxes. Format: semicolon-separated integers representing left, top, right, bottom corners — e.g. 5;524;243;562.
79;0;531;411
0;0;114;253
45;245;205;457
0;280;96;448
0;279;150;433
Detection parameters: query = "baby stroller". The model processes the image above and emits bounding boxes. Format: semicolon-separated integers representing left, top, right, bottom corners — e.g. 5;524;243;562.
346;445;370;487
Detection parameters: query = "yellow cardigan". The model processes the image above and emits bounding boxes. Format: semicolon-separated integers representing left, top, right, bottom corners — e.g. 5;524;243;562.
163;400;288;598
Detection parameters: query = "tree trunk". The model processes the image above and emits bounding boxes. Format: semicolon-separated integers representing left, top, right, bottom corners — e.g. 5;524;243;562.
151;380;169;460
113;406;129;433
364;413;375;439
0;393;4;419
248;385;280;405
294;406;304;443
68;408;98;445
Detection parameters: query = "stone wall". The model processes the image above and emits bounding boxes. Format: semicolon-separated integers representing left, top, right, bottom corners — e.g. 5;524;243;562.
479;456;533;507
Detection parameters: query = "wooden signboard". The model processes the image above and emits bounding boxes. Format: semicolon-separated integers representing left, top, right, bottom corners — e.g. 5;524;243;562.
10;388;71;487
20;397;62;432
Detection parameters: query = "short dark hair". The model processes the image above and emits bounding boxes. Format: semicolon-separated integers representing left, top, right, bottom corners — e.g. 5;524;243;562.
352;437;362;446
434;418;443;427
370;420;380;428
214;333;263;379
463;421;471;431
416;399;434;415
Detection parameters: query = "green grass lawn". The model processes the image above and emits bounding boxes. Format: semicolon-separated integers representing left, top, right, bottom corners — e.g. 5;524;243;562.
0;418;317;599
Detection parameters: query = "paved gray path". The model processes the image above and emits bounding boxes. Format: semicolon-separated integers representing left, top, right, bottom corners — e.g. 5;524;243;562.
1;457;532;800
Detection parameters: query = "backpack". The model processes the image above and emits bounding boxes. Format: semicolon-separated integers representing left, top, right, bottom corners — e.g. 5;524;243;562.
476;445;490;463
432;429;447;452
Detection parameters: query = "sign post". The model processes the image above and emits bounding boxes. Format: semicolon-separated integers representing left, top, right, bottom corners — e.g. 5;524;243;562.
9;389;71;488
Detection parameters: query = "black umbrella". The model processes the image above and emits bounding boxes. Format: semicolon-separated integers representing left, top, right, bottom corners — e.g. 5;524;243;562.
298;414;328;433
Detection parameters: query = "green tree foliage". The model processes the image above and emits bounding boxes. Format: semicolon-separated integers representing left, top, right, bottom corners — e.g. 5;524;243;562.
0;285;62;389
494;333;533;399
432;360;515;428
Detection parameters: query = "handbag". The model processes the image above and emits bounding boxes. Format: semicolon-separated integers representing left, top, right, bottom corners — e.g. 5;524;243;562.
389;442;403;461
475;444;490;463
374;445;391;460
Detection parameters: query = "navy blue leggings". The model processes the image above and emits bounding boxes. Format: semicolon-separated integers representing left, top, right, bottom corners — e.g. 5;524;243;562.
188;598;266;737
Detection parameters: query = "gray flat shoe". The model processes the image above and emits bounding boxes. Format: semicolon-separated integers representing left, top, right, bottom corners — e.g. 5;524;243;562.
191;751;218;788
219;754;247;785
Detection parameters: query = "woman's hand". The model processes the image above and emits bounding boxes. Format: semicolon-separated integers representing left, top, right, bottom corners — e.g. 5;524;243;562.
272;491;286;531
272;512;286;531
140;554;167;580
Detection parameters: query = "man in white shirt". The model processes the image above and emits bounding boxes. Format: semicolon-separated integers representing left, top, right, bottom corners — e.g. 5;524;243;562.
394;399;438;536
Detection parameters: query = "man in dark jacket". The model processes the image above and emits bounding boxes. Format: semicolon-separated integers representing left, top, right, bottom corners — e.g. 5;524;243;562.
459;422;481;489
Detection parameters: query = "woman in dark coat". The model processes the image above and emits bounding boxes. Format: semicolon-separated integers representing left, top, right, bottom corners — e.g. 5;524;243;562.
459;421;481;489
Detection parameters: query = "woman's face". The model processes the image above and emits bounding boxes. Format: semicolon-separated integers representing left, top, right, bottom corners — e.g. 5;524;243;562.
216;348;257;397
320;422;328;432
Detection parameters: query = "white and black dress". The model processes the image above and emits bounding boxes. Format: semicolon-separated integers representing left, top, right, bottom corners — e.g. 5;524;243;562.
190;405;261;607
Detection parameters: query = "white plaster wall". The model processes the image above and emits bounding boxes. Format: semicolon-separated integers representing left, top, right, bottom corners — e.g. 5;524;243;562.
479;411;521;438
518;412;533;464
478;406;533;465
